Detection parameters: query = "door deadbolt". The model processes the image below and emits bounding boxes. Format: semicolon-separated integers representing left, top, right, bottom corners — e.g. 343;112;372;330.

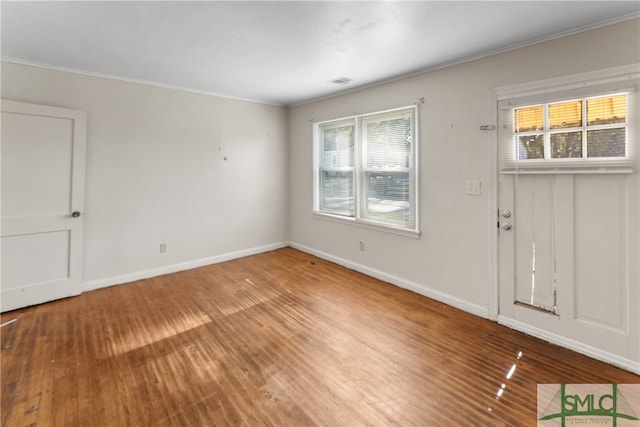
501;210;511;218
72;211;81;218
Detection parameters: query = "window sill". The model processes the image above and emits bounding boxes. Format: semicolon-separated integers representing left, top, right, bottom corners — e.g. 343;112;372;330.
312;211;421;239
500;158;635;175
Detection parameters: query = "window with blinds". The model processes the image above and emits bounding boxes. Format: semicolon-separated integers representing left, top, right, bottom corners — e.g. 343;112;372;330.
318;119;355;216
514;94;628;161
314;106;418;233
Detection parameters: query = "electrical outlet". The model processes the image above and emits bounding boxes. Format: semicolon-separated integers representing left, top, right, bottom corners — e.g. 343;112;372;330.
465;180;481;196
160;243;167;253
359;241;365;252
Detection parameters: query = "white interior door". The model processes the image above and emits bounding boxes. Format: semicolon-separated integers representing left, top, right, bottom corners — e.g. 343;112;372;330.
1;100;87;312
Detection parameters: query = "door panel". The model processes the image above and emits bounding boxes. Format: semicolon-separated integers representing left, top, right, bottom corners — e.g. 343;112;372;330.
2;113;74;216
2;231;71;288
574;175;627;330
1;100;87;312
513;175;557;312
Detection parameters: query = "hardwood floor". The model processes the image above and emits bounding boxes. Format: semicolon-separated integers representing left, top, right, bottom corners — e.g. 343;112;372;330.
1;247;638;426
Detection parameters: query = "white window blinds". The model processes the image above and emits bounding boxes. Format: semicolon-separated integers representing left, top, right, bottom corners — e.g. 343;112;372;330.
361;109;414;226
315;106;418;233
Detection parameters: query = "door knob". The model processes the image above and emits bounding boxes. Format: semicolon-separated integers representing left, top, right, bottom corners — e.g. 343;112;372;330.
501;222;512;231
72;211;81;218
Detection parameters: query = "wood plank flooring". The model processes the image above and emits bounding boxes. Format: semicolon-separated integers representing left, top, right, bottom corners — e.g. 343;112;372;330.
1;247;638;426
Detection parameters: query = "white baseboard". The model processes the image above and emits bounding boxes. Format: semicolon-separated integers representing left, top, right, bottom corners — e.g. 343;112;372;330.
288;241;490;319
498;315;640;375
82;241;288;292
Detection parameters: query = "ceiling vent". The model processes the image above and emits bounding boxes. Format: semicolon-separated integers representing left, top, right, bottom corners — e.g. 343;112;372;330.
329;77;353;85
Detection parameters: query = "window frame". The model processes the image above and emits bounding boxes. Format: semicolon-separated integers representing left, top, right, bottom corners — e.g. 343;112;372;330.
313;105;420;238
513;94;628;161
496;65;639;174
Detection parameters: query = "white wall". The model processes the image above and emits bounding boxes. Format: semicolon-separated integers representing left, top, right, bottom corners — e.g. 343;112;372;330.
1;18;638;329
287;19;640;317
1;62;289;287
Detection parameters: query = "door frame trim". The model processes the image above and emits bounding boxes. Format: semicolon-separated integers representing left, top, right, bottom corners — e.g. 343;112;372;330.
488;90;500;322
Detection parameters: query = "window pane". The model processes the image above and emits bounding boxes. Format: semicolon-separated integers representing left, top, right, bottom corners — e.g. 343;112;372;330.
549;101;582;129
551;132;582;158
587;128;625;157
365;116;412;168
321;124;354;168
516;106;543;132
320;170;353;215
516;134;544;160
364;171;410;225
587;95;626;125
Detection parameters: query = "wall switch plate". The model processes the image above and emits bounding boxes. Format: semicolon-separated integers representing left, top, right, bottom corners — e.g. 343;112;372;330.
465;180;481;196
160;243;167;253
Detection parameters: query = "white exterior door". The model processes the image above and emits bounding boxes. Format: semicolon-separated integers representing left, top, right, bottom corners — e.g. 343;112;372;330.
1;100;87;312
495;67;639;372
498;172;639;368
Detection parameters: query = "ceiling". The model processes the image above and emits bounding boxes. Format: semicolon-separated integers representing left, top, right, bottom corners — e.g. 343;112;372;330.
2;1;639;106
